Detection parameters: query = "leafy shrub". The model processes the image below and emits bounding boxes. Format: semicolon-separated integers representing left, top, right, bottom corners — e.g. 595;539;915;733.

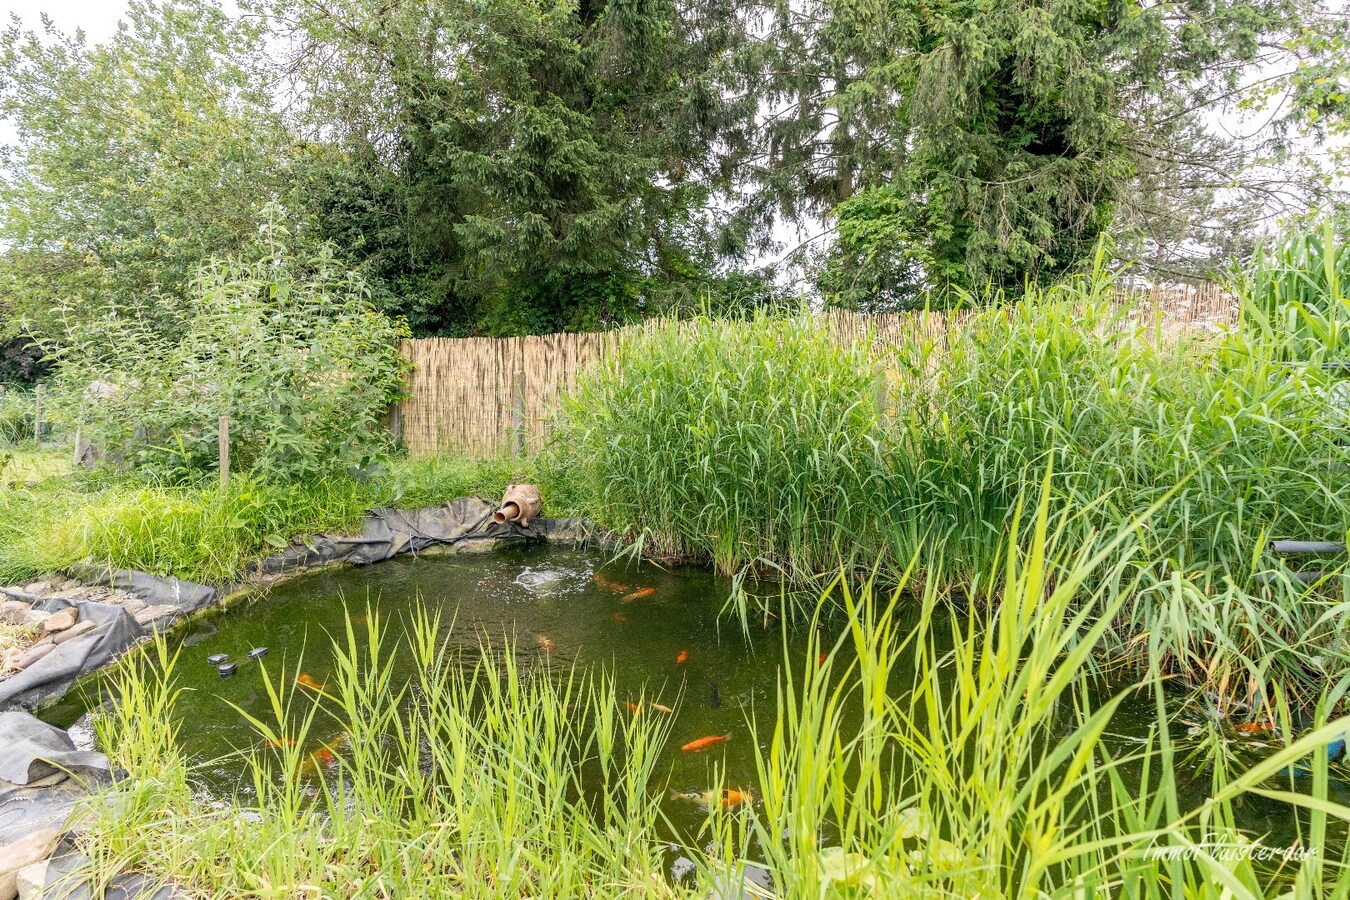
48;247;409;483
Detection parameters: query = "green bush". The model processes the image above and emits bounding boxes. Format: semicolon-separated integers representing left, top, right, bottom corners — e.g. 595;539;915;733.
47;245;409;483
547;235;1350;703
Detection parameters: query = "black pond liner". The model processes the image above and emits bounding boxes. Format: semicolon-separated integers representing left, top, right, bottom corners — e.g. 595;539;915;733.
0;497;593;712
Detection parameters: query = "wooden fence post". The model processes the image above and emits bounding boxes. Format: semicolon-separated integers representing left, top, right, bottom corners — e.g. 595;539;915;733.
510;370;526;458
32;385;44;446
219;415;230;490
389;401;403;447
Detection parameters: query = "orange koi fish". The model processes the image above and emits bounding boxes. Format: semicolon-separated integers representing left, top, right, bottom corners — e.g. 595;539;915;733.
620;587;656;603
649;703;674;714
676;650;688;665
671;788;753;809
681;734;730;752
296;673;326;692
592;573;632;593
626;702;642;713
818;653;827;666
610;613;627;623
537;635;556;653
265;737;296;749
1236;720;1275;734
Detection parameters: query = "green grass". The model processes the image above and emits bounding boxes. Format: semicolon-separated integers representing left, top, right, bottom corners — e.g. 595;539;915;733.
71;485;1350;897
0;454;556;586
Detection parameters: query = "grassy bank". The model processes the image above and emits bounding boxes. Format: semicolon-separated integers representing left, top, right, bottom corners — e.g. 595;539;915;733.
0;455;541;585
72;491;1350;897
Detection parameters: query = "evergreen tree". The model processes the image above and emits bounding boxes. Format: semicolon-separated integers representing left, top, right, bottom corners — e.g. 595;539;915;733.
271;0;753;335
739;0;1346;306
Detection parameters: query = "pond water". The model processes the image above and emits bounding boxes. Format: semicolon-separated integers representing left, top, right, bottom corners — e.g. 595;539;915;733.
41;545;1343;869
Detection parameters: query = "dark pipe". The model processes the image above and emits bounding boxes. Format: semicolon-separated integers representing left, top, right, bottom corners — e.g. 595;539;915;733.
1269;540;1346;556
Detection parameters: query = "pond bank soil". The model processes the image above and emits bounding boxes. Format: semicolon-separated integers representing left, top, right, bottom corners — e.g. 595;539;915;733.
0;497;592;711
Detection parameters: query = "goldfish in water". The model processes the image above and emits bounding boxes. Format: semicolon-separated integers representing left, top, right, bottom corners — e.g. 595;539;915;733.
649;702;674;714
676;650;688;665
537;635;556;653
610;613;627;623
296;673;326;692
592;573;632;593
626;702;643;713
265;737;296;749
818;653;827;666
671;788;753;809
1236;720;1275;734
681;734;730;752
299;733;348;776
620;587;656;603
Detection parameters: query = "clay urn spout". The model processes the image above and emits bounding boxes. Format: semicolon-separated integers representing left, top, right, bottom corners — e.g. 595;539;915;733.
494;484;543;527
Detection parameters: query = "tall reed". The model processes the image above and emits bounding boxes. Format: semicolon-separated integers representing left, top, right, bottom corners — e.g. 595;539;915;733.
548;233;1350;705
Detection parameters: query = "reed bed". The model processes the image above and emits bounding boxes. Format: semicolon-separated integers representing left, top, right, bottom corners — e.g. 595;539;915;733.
547;234;1350;706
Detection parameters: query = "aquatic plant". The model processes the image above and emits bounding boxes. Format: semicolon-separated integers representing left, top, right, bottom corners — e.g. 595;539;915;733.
80;608;678;898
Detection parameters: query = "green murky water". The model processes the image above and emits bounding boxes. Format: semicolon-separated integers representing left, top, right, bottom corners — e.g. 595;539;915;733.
42;545;1343;867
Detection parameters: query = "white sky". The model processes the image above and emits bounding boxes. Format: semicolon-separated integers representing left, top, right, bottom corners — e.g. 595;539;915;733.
0;1;129;42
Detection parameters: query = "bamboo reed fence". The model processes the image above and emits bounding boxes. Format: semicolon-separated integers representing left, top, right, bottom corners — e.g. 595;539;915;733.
395;283;1236;458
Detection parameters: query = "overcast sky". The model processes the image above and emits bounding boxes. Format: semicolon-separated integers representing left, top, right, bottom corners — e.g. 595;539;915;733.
1;1;129;42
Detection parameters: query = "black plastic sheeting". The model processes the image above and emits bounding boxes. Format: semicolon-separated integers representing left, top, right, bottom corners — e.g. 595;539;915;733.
251;498;590;575
0;712;109;787
0;712;110;854
0;499;592;712
65;566;218;614
0;603;145;711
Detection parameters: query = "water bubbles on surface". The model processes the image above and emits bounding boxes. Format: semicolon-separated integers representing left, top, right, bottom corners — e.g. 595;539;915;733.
512;564;591;596
68;714;97;752
669;854;697;882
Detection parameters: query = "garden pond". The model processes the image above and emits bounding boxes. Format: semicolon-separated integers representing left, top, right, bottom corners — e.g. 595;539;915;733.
39;545;1343;871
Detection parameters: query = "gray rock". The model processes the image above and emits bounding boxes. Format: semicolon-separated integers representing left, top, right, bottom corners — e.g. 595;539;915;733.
15;860;47;898
132;606;180;628
0;604;42;630
51;622;97;646
20;584;50;597
14;644;53;671
40;610;76;635
0;828;59;900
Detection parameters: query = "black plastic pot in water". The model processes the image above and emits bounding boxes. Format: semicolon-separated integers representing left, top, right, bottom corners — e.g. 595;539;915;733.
248;647;268;660
208;653;229;665
218;663;238;677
